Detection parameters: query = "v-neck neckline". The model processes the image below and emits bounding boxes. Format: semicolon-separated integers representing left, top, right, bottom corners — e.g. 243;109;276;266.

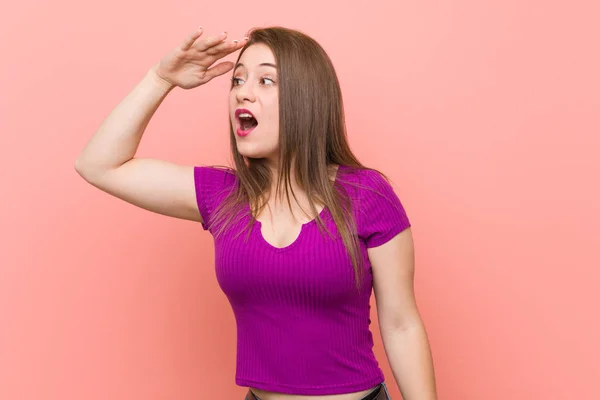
250;165;343;252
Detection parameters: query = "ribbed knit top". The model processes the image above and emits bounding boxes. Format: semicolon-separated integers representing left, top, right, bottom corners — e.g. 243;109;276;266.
193;164;411;395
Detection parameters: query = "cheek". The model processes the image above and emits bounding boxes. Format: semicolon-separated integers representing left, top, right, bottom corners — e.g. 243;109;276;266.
269;101;279;124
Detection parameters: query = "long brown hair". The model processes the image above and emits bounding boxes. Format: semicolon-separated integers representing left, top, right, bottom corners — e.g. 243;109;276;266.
210;27;388;290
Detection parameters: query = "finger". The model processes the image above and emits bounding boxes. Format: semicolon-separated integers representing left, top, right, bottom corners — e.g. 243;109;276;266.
195;31;229;52
202;61;235;81
180;27;204;51
192;38;247;68
204;37;249;56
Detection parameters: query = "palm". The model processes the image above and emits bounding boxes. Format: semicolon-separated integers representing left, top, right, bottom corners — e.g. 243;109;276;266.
155;29;247;90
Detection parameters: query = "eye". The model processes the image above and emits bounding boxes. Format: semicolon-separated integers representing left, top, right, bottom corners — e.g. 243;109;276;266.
261;77;276;86
231;77;244;87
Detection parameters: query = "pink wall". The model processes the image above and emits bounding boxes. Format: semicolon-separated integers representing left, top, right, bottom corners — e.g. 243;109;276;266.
1;1;598;399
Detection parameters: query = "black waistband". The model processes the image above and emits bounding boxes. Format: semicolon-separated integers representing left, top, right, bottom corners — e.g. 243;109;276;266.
246;383;386;400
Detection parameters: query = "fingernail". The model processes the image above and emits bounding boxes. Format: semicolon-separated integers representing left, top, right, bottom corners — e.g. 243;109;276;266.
233;40;239;43
243;36;249;40
198;26;203;30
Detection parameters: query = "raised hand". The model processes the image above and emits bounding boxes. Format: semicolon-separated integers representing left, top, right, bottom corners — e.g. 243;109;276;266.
153;28;248;90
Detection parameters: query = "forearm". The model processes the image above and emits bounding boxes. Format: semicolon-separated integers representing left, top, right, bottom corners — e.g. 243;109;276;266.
381;323;437;400
75;65;175;176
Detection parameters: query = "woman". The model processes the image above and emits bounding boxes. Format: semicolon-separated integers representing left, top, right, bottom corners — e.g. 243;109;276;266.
75;26;437;400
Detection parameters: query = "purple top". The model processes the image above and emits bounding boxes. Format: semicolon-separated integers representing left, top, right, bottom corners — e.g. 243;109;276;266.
193;164;411;395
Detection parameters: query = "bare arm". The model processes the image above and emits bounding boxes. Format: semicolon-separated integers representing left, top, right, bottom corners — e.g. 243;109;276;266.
74;29;247;222
74;67;201;221
370;229;438;400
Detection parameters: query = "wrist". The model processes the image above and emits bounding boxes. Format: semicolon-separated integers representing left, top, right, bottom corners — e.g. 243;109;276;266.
147;64;176;93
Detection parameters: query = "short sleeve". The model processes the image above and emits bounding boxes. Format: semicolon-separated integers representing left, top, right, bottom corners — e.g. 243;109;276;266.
358;170;411;248
193;166;237;230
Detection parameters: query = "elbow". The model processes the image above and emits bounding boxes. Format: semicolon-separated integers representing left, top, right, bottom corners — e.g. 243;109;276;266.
74;157;91;179
74;157;102;183
74;157;84;174
379;313;425;335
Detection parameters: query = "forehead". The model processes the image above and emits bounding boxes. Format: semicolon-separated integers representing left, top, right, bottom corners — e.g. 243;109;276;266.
237;43;276;68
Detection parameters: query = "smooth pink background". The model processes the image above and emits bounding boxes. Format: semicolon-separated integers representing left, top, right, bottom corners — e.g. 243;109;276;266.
1;1;599;399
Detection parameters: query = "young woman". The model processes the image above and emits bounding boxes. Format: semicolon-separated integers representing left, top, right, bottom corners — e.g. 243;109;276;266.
75;26;437;400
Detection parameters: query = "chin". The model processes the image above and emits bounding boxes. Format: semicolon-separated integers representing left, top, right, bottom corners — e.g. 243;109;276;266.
236;146;266;159
236;145;277;161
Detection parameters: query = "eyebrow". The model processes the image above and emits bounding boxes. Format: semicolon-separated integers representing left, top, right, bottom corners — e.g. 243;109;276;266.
233;63;278;72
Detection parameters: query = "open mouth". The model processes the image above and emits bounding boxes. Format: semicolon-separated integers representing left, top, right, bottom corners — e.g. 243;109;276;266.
235;109;258;136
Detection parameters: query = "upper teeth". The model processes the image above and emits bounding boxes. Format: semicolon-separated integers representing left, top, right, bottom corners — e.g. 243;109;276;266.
239;113;253;118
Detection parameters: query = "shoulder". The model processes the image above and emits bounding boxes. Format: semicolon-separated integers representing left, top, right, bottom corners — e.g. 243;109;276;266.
193;165;237;191
193;165;238;230
194;164;236;180
336;165;396;198
338;165;411;248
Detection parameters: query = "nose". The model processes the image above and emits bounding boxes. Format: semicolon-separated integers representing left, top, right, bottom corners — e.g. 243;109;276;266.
236;80;256;103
